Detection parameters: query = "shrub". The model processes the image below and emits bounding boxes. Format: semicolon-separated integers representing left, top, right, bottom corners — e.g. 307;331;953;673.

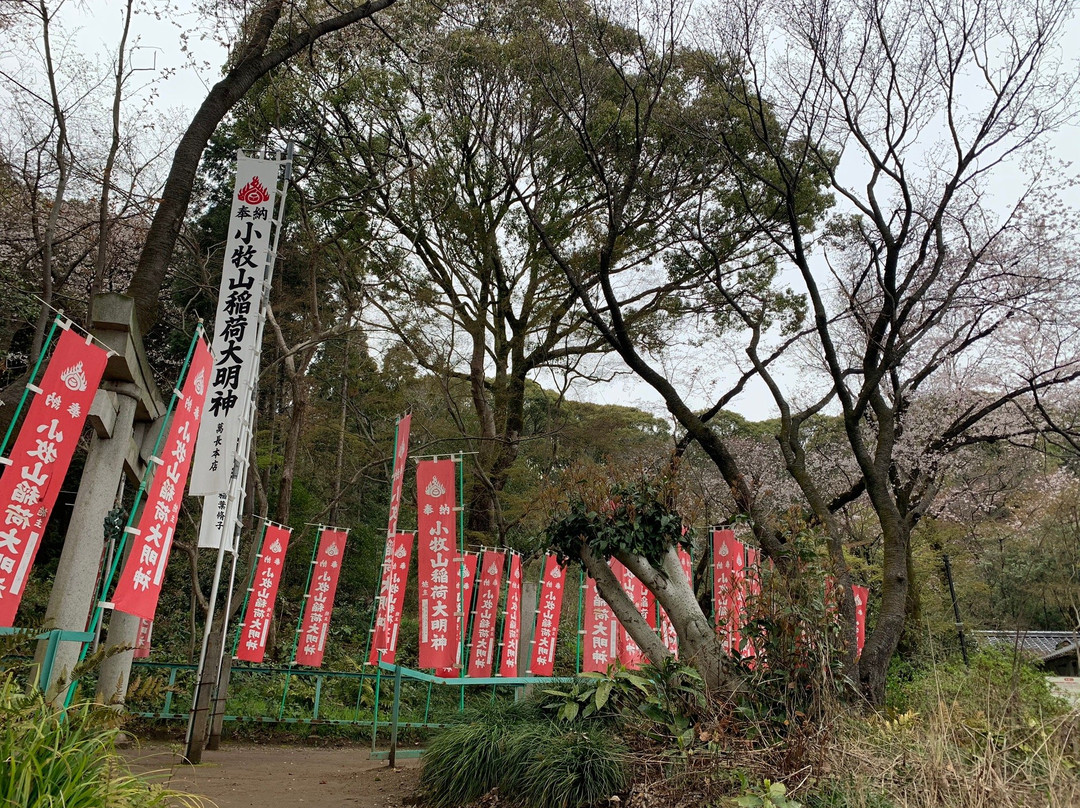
0;673;204;807
420;706;629;808
516;728;629;808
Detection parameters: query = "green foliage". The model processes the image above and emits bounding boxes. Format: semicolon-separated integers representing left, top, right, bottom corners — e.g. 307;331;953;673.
544;469;686;566
542;659;707;755
420;702;629;808
542;667;654;722
0;673;204;807
731;780;803;808
513;728;629;808
889;649;1069;728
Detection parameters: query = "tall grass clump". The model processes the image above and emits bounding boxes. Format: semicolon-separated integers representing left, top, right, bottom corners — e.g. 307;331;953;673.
419;701;629;808
515;728;629;808
0;673;203;807
811;650;1080;807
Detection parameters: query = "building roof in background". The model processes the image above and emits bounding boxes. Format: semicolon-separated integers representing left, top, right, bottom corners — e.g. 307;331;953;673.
976;630;1079;662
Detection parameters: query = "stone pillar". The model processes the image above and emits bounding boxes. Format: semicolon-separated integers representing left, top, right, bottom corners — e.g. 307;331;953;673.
95;610;141;705
33;385;139;702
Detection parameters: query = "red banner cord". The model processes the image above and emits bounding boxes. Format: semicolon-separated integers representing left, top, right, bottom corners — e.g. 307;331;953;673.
62;324;208;708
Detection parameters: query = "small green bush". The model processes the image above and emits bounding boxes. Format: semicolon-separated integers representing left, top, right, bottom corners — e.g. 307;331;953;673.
516;728;629;808
420;708;629;808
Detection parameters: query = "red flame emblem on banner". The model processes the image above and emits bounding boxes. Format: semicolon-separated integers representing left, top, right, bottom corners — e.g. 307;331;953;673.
237;176;270;205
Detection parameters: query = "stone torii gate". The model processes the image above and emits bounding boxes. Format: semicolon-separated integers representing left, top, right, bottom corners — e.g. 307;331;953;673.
32;293;166;704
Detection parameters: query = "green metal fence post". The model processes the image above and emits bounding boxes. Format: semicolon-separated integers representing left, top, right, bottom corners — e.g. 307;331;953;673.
38;629;63;693
388;663;403;768
371;652;382;752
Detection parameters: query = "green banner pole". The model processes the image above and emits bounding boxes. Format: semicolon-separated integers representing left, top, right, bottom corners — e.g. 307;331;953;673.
0;314;62;457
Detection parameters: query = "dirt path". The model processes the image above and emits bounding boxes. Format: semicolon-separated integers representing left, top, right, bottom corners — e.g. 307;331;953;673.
125;742;422;808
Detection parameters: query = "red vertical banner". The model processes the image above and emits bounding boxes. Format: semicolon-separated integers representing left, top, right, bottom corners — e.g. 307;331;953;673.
743;547;762;662
498;553;523;676
111;337;213;621
236;524;292;663
386;415;411;538
713;529;745;657
294;528;349;667
853;584;869;659
0;327;108;626
133;617;153;659
417;459;459;670
613;561;656;669
466;551;505;677
528;554;565;676
368;532;414;665
438;552;478;677
583;575;618;672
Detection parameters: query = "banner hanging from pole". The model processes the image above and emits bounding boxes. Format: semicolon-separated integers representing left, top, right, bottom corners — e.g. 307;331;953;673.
113;337;214;620
437;551;477;677
582;574;618;673
417;459;459;670
236;523;292;663
0;326;108;626
498;553;523;676
613;560;655;669
386;415;411;539
713;528;744;657
528;554;565;676
467;550;504;677
368;532;414;665
853;584;868;659
295;527;349;667
190;153;284;497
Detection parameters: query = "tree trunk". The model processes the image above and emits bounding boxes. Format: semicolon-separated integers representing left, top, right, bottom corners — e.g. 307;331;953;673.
275;376;308;525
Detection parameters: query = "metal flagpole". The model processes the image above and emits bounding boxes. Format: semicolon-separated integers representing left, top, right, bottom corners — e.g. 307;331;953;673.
185;145;293;762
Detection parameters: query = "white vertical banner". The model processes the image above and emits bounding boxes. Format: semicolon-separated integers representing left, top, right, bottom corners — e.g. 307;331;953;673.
190;153;284;497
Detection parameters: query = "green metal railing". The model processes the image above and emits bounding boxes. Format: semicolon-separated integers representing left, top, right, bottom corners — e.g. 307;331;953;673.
0;628;95;693
126;660;566;738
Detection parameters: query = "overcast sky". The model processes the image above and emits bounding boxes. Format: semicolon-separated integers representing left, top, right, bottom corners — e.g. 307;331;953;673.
68;1;1080;423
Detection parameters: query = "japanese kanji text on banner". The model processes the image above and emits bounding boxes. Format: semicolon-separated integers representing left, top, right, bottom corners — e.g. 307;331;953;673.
236;524;292;663
583;574;618;673
295;528;349;667
467;550;505;677
528;554;566;676
189;154;283;497
113;337;214;621
498;553;523;676
368;532;414;665
0;326;107;626
417;459;460;670
713;528;744;655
